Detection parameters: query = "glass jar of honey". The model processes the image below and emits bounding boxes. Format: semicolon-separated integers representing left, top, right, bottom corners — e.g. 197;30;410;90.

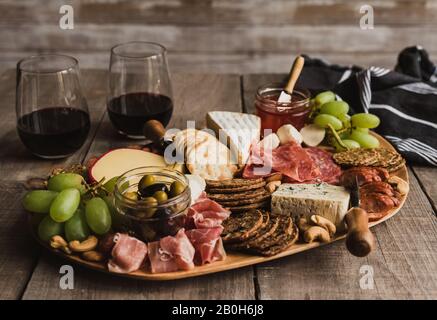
255;83;311;134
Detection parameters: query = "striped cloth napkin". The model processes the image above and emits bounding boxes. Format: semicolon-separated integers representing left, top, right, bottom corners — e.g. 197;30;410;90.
296;48;437;166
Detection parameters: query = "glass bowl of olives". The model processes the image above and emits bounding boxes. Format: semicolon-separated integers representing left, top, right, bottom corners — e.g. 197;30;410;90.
113;166;191;242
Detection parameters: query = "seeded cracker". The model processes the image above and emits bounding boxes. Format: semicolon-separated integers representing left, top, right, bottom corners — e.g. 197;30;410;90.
222;210;264;243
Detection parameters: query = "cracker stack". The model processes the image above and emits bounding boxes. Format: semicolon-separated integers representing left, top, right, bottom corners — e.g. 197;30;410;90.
333;148;405;172
221;210;299;256
206;178;270;212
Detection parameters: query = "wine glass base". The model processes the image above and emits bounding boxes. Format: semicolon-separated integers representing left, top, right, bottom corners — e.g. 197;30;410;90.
32;152;74;159
118;130;146;140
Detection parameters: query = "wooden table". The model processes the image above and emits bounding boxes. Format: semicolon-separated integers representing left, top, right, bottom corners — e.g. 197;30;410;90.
1;69;436;300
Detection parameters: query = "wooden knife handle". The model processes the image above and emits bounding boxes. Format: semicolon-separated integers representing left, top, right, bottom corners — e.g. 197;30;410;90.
144;119;166;143
345;207;376;257
284;56;305;94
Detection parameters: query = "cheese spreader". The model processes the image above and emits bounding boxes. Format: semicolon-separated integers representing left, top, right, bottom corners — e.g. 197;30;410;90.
277;55;305;104
344;177;376;257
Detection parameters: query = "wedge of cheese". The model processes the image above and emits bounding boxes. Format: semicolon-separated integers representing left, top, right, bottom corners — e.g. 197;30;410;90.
271;183;350;229
206;111;261;165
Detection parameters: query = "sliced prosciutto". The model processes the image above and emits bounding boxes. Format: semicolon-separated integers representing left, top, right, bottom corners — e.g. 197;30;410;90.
160;229;195;271
185;227;226;265
108;233;148;274
148;241;179;274
149;229;195;273
187;192;230;229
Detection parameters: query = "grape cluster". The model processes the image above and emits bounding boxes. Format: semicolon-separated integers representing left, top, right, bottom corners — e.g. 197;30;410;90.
311;91;381;151
23;173;115;243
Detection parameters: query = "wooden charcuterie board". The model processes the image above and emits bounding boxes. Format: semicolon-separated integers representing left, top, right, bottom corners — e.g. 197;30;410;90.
29;133;408;281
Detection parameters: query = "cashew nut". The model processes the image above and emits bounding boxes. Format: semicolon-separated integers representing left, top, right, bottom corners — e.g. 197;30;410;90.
265;181;281;193
69;235;98;252
310;215;336;237
50;235;71;254
304;226;331;243
82;250;105;262
297;217;311;233
265;173;283;183
388;176;409;195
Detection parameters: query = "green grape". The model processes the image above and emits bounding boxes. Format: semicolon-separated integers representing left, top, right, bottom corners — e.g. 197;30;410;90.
23;190;59;214
354;127;369;134
103;195;124;229
339;131;350;140
85;197;112;235
342;139;361;149
314;114;343;130
351;113;380;129
48;173;86;194
38;215;64;243
337;113;351;128
314;91;336;107
320;101;349;117
103;176;119;193
30;212;47;230
349;130;380;148
65;208;90;242
49;188;81;223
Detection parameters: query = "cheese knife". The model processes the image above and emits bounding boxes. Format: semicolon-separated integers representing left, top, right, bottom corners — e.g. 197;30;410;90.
344;177;376;257
277;55;305;103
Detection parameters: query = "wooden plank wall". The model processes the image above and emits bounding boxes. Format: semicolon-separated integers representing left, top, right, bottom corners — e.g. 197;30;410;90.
1;0;436;73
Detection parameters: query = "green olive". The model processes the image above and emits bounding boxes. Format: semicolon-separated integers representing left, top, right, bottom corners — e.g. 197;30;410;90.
153;190;168;204
124;192;138;201
169;181;186;198
141;197;158;218
138;175;156;192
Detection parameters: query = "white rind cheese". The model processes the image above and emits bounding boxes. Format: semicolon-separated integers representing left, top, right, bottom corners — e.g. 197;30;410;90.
206;111;261;165
271;183;350;229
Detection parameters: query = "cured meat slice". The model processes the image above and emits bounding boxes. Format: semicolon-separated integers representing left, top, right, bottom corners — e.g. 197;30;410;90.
159;229;195;271
107;233;148;274
340;166;389;188
148;241;179;274
305;147;342;184
187;192;230;229
243;142;318;182
149;229;196;273
185;227;226;265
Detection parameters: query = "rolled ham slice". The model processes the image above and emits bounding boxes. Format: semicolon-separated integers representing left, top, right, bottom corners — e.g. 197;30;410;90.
187;192;230;229
149;229;195;273
107;233;148;274
185;227;226;265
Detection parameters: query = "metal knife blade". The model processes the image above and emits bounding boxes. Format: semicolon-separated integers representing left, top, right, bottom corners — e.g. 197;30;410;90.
350;176;360;208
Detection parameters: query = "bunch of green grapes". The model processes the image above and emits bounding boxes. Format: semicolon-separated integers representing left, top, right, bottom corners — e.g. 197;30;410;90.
23;173;117;243
311;91;381;151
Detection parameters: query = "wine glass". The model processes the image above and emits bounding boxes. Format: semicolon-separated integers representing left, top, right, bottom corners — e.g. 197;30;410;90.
108;41;174;139
16;54;90;159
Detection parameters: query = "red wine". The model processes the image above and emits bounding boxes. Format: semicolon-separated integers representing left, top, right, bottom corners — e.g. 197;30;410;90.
17;107;90;158
107;92;173;137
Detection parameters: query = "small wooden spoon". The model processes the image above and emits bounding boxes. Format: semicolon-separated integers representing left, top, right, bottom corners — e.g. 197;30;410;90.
278;55;305;103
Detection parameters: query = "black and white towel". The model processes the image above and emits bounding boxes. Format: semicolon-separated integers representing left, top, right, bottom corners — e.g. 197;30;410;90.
295;47;437;166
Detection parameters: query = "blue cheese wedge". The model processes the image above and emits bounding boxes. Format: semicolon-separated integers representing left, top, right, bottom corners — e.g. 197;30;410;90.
271;183;350;229
206;111;261;165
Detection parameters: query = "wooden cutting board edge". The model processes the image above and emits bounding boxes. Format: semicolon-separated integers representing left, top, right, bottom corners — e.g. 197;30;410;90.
28;133;409;281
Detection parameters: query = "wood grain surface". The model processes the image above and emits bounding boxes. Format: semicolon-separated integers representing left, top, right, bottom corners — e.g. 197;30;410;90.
0;69;436;299
1;0;436;73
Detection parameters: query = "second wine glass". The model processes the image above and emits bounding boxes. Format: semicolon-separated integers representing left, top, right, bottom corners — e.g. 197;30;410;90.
108;41;174;139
